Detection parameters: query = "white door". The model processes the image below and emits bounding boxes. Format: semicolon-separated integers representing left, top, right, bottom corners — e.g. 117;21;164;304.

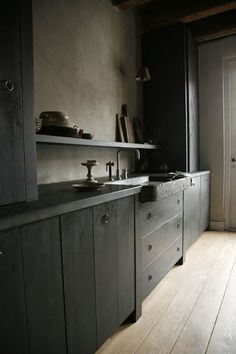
226;60;236;229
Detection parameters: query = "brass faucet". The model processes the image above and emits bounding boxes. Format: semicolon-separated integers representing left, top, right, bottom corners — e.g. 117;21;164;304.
116;149;140;180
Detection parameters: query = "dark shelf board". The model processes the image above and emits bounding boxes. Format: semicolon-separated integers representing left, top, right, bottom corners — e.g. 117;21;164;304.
36;134;159;150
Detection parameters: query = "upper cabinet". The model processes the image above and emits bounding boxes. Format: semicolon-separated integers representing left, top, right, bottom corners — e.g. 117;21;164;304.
142;24;199;172
0;0;37;206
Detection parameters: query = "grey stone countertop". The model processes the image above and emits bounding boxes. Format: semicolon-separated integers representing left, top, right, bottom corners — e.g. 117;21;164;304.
0;181;141;232
0;170;209;232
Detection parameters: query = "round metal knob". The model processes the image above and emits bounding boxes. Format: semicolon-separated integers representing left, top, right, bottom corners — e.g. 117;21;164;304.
148;244;152;251
147;212;153;220
0;251;3;264
177;223;180;228
177;247;180;252
177;199;180;204
148;275;152;281
0;80;15;92
232;157;236;162
102;214;109;224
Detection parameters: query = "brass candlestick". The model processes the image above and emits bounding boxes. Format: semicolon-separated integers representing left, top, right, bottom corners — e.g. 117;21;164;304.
81;160;99;183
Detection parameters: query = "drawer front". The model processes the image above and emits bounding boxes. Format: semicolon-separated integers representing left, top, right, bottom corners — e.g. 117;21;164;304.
139;192;183;236
142;237;182;299
142;213;182;269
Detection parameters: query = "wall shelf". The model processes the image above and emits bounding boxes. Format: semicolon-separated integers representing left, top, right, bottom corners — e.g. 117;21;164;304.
36;134;159;150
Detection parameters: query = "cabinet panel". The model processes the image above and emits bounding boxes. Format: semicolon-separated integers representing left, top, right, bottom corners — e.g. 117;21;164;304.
93;201;118;346
184;177;201;250
117;197;135;325
142;213;182;269
0;228;28;354
21;218;67;354
139;192;183;236
61;208;96;354
142;237;182;299
0;0;25;205
201;174;210;233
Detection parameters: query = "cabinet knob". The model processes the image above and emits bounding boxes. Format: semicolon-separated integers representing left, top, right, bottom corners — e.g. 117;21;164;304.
148;244;152;251
0;80;15;92
177;223;180;229
177;247;180;252
147;212;153;220
177;199;180;204
148;274;152;281
0;251;3;264
102;214;109;224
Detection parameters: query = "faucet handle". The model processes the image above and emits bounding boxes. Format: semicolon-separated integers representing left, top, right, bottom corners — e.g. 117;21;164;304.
106;161;114;171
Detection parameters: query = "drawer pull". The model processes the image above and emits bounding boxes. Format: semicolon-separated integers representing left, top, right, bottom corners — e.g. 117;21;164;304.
147;212;153;220
177;199;181;204
177;247;180;252
0;251;3;264
148;244;153;251
148;275;152;281
177;223;180;229
102;214;109;224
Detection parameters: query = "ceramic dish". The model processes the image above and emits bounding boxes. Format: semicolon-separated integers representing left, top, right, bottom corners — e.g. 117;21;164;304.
72;182;105;191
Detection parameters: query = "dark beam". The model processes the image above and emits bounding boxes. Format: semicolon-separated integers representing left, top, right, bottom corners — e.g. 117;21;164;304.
189;10;236;42
112;0;152;10
141;0;236;32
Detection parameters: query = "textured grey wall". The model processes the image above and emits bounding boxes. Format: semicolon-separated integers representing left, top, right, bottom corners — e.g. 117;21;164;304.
199;35;236;229
33;0;141;184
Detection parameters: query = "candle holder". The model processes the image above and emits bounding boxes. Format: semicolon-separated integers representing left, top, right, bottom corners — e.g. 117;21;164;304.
81;160;99;183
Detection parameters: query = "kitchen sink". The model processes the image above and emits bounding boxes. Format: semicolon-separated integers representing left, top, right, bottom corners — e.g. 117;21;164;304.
105;173;189;186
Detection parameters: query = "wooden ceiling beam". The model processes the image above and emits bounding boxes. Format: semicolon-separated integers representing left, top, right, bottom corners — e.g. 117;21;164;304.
141;0;236;32
112;0;152;9
189;10;236;43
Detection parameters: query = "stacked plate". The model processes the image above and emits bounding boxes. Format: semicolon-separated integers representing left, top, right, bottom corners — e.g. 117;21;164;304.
38;111;79;137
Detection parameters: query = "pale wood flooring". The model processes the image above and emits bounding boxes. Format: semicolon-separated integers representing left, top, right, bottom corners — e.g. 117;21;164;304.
96;231;236;354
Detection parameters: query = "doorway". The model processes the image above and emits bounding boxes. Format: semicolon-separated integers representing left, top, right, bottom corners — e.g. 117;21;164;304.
224;57;236;230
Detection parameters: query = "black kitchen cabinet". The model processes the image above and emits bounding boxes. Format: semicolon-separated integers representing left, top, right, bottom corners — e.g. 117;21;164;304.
0;0;37;206
0;228;28;354
93;196;135;346
142;24;199;172
184;176;201;251
61;208;97;354
184;172;210;252
200;173;210;233
21;218;67;354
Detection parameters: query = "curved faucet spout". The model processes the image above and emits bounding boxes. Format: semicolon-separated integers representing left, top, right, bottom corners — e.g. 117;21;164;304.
116;149;140;180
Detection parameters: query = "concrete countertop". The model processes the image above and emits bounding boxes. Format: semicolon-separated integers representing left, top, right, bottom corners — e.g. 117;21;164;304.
0;170;208;232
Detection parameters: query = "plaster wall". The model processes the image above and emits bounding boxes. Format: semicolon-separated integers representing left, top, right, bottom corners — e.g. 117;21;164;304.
199;35;236;228
33;0;141;184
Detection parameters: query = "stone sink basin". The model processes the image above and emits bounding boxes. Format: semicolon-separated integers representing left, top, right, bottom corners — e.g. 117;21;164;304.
105;174;191;202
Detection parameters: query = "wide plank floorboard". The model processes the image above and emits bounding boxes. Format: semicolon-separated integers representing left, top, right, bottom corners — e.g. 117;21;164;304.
96;231;236;354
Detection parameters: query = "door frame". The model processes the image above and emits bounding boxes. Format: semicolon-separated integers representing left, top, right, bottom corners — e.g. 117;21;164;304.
223;55;236;230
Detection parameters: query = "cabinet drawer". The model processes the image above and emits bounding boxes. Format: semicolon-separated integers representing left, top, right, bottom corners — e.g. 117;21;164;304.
142;237;182;299
142;213;182;269
139;192;183;236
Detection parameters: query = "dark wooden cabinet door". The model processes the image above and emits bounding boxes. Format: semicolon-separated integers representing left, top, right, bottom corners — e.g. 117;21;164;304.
93;201;119;347
184;177;201;250
61;208;97;354
0;0;25;205
201;174;210;233
117;196;135;325
21;218;67;354
0;228;28;354
0;0;37;206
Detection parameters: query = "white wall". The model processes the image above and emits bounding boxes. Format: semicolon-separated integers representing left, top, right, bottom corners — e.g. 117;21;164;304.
199;35;236;230
33;0;141;184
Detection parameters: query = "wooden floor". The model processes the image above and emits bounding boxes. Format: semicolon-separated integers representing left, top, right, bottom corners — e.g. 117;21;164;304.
96;231;236;354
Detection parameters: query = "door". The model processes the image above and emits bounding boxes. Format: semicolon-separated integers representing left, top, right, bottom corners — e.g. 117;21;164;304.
93;201;119;347
61;208;97;354
225;59;236;229
0;228;28;354
21;218;67;354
